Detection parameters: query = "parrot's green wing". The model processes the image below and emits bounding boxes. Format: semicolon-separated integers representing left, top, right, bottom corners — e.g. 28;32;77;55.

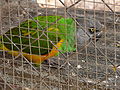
2;16;76;56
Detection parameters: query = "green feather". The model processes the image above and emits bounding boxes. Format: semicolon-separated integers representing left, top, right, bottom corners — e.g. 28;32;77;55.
2;16;76;55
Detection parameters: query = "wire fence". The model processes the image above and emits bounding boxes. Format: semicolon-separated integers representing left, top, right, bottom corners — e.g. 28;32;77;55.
0;0;120;90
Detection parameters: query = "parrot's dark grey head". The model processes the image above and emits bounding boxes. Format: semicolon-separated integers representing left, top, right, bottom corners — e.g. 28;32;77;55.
76;16;104;44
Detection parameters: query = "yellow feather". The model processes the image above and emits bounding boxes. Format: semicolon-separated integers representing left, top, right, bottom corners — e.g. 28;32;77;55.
0;39;64;65
48;27;59;31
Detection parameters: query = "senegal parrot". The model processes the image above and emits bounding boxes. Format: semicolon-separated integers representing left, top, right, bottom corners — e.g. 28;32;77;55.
0;15;103;65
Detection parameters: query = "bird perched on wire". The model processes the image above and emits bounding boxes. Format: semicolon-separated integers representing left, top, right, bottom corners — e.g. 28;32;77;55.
76;16;104;45
0;15;103;66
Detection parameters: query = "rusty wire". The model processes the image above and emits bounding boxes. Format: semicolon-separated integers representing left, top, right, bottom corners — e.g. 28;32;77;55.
58;0;120;77
0;0;120;89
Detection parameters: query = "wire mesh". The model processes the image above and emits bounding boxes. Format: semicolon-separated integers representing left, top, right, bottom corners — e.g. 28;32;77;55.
0;0;120;90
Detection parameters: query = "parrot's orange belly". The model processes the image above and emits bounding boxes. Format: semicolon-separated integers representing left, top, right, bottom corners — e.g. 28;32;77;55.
24;39;64;64
1;39;64;65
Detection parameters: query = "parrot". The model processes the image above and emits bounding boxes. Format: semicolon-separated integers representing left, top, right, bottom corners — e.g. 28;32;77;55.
0;15;103;66
0;16;76;65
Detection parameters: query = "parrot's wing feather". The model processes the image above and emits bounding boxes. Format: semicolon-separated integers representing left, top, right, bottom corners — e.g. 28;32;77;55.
2;16;63;55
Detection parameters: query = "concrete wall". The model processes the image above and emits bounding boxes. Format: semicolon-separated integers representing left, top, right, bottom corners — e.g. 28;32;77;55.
37;0;120;12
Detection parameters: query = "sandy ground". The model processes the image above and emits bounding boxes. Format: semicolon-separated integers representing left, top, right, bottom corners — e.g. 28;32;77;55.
0;1;120;90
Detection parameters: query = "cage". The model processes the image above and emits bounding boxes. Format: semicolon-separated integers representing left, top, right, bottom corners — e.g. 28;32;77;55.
0;0;120;90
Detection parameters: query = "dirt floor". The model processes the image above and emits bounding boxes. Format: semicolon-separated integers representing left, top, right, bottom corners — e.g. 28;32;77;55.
0;1;120;90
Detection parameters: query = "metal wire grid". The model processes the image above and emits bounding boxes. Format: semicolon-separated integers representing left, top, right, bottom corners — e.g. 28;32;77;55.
0;0;120;89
